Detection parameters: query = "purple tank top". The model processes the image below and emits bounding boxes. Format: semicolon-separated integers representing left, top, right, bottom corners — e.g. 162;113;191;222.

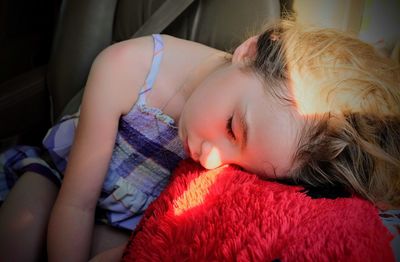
42;34;187;230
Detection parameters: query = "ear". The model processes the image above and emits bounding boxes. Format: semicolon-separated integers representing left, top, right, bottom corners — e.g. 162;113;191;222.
232;35;259;64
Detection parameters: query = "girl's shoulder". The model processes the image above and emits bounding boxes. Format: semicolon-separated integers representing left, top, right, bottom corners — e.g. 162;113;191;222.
88;35;155;115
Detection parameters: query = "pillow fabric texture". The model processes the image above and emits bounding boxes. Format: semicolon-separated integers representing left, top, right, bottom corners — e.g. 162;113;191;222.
122;159;395;261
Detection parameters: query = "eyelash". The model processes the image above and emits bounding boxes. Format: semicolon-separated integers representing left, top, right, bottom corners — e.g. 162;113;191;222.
226;116;236;140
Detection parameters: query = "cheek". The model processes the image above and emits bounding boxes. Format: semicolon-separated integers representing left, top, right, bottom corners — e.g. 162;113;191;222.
182;103;218;143
181;97;205;135
186;105;211;136
182;80;230;138
185;88;218;123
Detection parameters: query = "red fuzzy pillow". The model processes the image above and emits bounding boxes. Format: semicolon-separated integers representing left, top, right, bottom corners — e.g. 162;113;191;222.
122;160;395;261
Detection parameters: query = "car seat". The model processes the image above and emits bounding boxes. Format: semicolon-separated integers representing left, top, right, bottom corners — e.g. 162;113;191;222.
0;0;281;151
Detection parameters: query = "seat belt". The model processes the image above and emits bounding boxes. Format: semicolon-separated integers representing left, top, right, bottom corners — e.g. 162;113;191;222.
132;0;196;38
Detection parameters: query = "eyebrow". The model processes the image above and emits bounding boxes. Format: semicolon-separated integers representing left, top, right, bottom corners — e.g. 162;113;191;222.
238;104;248;150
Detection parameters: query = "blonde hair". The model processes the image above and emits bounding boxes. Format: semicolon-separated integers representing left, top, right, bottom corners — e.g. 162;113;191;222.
251;19;400;209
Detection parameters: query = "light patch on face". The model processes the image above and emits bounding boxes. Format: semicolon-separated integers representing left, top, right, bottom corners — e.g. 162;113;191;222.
203;146;222;169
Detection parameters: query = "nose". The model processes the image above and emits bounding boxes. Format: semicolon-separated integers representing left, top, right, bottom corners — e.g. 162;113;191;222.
200;141;223;169
200;140;213;160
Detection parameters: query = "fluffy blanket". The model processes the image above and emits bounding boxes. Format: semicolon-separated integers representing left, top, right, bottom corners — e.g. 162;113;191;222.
122;159;395;261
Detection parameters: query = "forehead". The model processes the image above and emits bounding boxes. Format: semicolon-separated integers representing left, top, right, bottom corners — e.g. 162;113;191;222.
245;101;301;177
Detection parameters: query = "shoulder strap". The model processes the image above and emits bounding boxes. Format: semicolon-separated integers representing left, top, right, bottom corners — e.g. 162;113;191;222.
132;0;196;38
136;34;164;106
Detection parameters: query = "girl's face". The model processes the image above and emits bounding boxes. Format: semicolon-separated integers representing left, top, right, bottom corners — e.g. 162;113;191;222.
178;63;304;178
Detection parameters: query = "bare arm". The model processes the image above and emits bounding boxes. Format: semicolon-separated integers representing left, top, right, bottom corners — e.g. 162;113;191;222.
47;36;153;262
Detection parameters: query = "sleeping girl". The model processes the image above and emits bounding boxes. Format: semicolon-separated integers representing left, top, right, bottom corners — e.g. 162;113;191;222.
0;19;399;261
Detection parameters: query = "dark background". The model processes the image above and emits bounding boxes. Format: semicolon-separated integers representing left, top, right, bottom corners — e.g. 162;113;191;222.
0;0;61;82
0;0;61;151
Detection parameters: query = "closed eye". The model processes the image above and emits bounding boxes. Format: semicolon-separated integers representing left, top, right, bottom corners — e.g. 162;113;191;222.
226;116;236;140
